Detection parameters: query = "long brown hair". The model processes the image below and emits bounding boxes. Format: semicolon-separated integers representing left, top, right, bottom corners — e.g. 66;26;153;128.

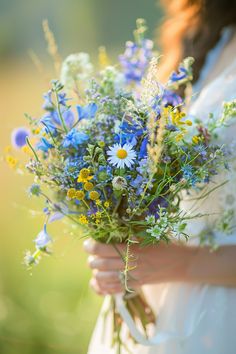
158;0;236;82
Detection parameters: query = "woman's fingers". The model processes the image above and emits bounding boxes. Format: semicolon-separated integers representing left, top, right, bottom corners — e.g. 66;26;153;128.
88;255;124;271
83;239;126;258
90;278;123;295
93;270;120;283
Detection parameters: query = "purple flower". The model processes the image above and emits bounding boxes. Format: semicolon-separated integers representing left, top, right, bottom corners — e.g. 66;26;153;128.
62;128;88;148
11;127;29;149
76;103;98;121
119;39;153;83
34;224;52;250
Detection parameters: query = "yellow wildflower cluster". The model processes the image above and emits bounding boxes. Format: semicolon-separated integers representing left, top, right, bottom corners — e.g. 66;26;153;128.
6;155;18;168
77;168;93;183
78;215;88;225
22;145;33;156
89;191;100;201
104;201;110;208
84;182;94;191
170;110;192;127
91;211;102;225
192;135;201;144
32;127;41;135
67;188;85;200
67;188;76;199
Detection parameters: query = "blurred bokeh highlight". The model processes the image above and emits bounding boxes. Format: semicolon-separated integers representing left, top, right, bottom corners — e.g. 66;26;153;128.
0;1;162;353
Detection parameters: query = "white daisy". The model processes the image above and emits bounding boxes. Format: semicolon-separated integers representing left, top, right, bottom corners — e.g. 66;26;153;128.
107;143;136;169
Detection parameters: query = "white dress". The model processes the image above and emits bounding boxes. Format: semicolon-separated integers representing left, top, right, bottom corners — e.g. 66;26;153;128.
88;31;236;354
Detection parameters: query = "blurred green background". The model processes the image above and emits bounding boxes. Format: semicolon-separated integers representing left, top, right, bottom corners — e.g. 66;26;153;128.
0;1;162;353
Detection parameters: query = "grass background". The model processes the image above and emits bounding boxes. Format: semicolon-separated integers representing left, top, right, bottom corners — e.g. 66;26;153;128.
0;1;162;353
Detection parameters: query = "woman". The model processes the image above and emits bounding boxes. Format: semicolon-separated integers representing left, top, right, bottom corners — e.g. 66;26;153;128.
85;1;236;353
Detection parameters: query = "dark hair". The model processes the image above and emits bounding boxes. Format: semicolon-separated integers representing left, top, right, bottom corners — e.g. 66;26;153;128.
158;0;236;82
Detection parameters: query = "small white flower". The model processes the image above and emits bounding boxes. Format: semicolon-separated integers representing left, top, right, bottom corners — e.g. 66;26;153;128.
112;176;127;191
60;53;93;89
107;143;136;169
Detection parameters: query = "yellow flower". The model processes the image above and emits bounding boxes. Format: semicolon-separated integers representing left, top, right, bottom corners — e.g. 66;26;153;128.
95;212;102;219
95;218;101;225
175;133;184;142
98;141;105;148
75;190;85;200
104;201;110;208
84;182;94;191
33;127;41;135
95;199;102;206
67;188;76;199
89;191;100;201
77;168;93;183
78;215;88;225
185;120;192;126
6;155;18;168
192;135;201;144
21;145;33;155
4;145;11;153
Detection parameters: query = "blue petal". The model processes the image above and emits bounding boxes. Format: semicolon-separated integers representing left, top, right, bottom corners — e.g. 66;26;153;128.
34;224;52;249
37;137;54;152
76;103;98;121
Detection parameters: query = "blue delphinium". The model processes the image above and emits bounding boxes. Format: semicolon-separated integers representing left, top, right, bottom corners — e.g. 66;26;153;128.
62;128;88;148
169;66;188;82
41;109;75;132
43;90;70;110
119;39;153;83
76;103;98;121
11;127;29;148
37;137;54;152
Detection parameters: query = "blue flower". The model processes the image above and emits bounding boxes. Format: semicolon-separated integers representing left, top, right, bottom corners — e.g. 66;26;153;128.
28;184;41;197
41;108;75;132
182;165;199;186
11;127;29;148
169;66;188;82
62;128;88;148
43;90;70;110
37;137;54;152
34;224;52;250
139;137;148;158
119;39;153;83
76;103;98;121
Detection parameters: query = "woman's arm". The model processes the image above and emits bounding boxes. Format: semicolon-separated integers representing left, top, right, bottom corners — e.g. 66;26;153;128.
84;239;236;295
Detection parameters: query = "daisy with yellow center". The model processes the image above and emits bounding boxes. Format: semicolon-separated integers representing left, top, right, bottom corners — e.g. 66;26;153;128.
107;143;136;169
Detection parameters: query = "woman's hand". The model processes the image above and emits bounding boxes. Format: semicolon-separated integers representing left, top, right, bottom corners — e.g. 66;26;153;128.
84;239;236;295
83;239;191;295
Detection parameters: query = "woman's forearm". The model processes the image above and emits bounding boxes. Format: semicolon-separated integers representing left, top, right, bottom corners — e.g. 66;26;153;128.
181;244;236;287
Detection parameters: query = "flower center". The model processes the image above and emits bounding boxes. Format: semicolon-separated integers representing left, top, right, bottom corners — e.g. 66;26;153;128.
116;148;128;159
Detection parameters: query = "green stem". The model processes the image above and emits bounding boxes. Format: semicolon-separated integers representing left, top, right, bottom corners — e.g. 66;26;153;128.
55;91;68;133
26;137;40;162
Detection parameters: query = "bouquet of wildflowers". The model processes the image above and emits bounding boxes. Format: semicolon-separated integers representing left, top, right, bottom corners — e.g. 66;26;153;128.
6;19;236;351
